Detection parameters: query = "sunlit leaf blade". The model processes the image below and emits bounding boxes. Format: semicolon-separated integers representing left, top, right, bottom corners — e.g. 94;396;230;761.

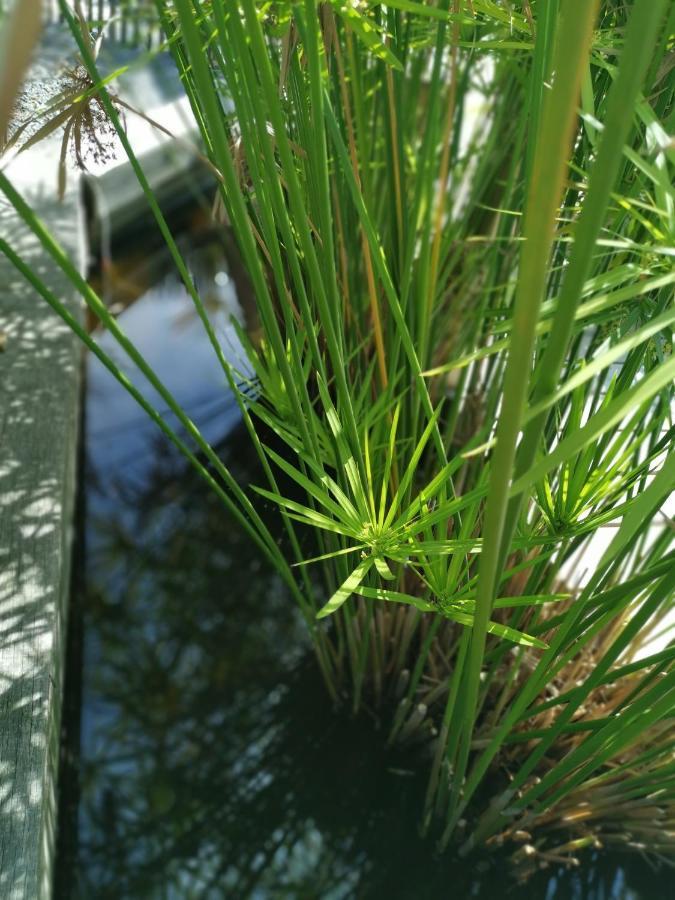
317;557;374;619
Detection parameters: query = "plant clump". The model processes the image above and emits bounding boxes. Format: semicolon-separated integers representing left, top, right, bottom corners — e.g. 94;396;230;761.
1;0;673;880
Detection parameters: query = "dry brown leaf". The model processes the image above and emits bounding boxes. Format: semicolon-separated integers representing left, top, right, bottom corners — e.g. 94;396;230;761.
0;0;43;142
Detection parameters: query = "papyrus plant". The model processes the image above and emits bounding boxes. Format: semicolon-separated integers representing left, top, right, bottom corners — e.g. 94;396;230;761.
1;0;673;874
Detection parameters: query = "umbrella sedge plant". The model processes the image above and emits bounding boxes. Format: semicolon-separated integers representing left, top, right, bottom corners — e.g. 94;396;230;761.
1;0;673;877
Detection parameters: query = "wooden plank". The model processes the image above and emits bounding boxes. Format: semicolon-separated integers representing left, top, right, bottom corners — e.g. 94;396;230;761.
0;113;83;900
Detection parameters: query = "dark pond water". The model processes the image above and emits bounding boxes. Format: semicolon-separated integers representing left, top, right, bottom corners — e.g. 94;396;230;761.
54;250;674;899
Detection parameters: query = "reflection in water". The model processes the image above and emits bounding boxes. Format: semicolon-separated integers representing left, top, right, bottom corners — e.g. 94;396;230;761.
57;275;673;899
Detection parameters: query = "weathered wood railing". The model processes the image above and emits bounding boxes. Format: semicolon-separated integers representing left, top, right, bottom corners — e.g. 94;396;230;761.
0;128;83;900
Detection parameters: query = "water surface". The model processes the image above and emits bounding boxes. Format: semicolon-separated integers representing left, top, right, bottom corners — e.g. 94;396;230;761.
56;271;674;899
